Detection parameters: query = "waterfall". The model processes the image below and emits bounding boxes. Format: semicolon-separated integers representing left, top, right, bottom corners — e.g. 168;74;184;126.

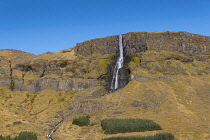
111;35;124;90
46;113;71;140
46;121;62;140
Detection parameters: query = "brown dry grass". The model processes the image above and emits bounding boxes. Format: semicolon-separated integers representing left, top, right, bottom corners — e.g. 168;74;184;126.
0;49;210;140
1;73;209;140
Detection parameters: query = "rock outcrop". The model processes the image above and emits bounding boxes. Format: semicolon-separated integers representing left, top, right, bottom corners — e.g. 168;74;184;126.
0;32;210;140
0;31;210;93
0;49;111;93
0;78;100;93
74;31;210;55
74;35;119;55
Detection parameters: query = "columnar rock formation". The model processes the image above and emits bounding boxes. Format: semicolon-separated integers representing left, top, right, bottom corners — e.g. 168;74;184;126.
0;31;210;93
74;31;210;56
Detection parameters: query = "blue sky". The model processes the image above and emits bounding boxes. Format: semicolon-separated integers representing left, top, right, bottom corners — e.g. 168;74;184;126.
0;0;209;55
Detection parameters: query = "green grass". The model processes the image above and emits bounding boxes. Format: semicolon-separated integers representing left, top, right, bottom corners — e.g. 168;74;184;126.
101;119;162;134
0;131;37;140
102;133;174;140
72;115;90;126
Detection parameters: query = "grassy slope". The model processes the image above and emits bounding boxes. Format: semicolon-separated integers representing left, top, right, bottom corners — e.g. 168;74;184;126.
0;48;77;81
1;75;208;139
0;48;76;66
0;48;210;140
52;74;210;140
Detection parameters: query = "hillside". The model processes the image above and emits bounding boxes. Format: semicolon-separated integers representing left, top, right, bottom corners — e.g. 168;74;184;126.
0;31;210;140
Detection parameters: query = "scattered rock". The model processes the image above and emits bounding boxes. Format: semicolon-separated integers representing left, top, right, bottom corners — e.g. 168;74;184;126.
0;67;8;74
131;101;143;107
45;51;53;54
13;121;22;125
113;110;125;114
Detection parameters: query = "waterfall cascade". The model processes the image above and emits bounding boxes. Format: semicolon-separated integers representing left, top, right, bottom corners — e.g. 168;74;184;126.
110;35;124;90
46;113;71;140
46;121;62;140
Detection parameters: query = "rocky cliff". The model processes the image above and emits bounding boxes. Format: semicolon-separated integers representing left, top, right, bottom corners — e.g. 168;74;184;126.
0;31;210;93
0;31;210;140
75;31;210;55
0;49;112;93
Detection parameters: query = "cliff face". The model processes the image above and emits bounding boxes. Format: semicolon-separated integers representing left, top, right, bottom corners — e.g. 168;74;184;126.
74;31;210;55
0;31;210;140
74;35;119;55
0;31;210;93
0;49;113;93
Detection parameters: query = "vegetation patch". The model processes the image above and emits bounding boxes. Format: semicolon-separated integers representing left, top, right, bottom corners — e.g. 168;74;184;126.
102;133;174;140
101;119;162;134
72;115;90;126
0;131;37;140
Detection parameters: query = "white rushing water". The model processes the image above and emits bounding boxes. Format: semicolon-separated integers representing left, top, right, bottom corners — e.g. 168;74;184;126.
46;121;62;140
111;35;124;90
46;113;71;140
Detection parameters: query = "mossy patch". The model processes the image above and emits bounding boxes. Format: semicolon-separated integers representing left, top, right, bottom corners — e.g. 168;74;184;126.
127;51;210;76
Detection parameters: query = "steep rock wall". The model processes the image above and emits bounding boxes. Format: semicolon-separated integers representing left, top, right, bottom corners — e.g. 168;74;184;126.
1;31;210;93
74;35;119;55
74;31;210;55
0;78;100;93
0;52;112;93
